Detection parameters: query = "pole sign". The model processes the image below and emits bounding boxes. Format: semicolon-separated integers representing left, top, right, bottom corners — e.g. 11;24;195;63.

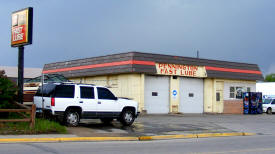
11;7;33;47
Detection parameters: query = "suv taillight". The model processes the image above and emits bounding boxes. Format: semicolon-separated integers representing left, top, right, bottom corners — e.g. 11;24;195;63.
51;97;55;106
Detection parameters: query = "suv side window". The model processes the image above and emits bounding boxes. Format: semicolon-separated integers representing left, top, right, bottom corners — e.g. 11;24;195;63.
54;85;75;98
272;99;275;104
80;87;94;99
97;87;116;100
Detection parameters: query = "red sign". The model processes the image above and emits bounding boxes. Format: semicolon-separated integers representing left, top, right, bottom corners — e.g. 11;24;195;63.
11;7;33;47
12;25;26;43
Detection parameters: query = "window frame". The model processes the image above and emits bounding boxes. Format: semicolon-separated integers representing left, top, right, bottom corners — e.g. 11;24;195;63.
229;87;235;98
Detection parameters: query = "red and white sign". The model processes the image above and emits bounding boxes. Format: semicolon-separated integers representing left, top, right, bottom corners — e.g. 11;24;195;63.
11;7;33;47
156;63;207;78
12;25;26;43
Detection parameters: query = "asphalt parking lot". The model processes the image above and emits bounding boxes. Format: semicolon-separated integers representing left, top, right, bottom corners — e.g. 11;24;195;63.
66;113;275;137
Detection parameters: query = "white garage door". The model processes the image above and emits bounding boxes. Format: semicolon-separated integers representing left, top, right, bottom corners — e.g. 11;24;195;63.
145;75;170;114
179;77;203;113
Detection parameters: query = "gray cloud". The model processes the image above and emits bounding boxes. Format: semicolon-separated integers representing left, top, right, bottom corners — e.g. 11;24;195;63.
0;0;274;75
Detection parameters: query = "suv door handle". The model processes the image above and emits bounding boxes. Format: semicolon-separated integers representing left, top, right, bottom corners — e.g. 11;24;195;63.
98;101;101;104
79;101;83;103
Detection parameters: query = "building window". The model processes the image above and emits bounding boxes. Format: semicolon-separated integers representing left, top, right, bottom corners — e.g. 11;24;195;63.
216;92;220;101
173;76;178;79
236;87;243;99
230;87;235;98
189;93;194;97
152;92;158;96
229;86;251;99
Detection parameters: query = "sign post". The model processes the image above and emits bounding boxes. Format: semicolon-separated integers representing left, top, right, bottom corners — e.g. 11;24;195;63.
18;46;24;104
11;7;33;104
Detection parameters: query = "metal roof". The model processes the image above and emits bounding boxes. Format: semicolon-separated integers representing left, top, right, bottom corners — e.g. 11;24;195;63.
43;52;263;81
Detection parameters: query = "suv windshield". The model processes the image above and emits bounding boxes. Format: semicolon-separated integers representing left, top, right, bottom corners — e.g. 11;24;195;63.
263;99;273;104
35;83;57;97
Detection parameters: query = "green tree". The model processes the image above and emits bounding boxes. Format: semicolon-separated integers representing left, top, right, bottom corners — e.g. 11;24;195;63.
265;73;275;82
0;70;17;108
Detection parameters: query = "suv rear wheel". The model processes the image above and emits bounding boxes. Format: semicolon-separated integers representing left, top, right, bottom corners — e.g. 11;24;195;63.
64;110;80;126
120;109;135;126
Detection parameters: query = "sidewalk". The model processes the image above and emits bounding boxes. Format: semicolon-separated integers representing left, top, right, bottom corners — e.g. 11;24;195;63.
1;114;270;143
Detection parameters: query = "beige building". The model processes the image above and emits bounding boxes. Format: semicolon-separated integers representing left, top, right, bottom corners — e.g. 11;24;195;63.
42;52;263;114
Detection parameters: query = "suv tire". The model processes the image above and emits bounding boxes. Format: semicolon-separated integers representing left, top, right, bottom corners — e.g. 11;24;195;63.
120;109;135;126
64;110;80;127
267;108;272;114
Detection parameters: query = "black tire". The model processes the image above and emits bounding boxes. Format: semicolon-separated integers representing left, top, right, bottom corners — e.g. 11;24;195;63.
120;109;135;126
100;118;113;124
267;108;272;114
64;110;80;127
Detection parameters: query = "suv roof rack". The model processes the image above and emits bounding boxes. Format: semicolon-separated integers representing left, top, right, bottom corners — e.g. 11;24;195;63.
61;81;75;84
60;82;96;86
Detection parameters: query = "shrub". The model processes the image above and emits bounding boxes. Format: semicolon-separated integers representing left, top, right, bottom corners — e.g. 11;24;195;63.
0;70;17;109
265;73;275;82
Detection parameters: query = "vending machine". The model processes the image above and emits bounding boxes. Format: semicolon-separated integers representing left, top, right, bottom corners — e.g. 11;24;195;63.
243;92;262;114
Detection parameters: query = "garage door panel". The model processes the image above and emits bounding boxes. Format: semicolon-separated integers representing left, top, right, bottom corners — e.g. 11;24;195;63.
145;76;169;114
180;78;203;113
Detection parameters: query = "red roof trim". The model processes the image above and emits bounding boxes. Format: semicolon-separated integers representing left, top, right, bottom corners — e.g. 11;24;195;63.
205;66;262;75
43;60;262;75
42;60;155;74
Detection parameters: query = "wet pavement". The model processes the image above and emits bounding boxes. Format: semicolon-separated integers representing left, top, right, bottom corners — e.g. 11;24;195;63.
1;113;275;142
66;114;239;137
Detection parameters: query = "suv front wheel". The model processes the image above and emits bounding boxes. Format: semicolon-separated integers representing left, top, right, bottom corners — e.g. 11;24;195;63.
64;110;80;127
267;108;272;114
120;109;135;126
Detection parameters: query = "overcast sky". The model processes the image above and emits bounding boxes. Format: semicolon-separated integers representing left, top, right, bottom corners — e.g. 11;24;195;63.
1;0;274;75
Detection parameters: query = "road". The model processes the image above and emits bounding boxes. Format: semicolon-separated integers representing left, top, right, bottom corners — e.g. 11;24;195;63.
1;135;275;154
67;114;275;137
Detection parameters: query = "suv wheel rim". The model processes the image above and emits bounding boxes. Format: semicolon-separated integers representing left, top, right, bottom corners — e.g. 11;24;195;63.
124;112;133;123
67;113;78;124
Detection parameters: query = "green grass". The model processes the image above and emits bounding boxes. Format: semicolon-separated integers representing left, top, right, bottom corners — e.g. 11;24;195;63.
0;118;67;135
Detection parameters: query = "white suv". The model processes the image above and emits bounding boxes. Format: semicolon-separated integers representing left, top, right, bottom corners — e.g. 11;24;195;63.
33;83;139;126
262;98;275;114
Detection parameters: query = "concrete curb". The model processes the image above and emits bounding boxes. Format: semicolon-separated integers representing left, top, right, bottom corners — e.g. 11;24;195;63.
139;132;255;141
0;132;256;143
0;137;139;143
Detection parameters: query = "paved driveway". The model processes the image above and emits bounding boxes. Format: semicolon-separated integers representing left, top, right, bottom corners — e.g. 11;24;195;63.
66;114;275;137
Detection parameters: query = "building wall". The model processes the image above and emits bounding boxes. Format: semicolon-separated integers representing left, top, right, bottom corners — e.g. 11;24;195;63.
70;73;145;112
256;82;275;97
204;78;256;114
70;74;256;114
204;78;214;113
170;76;179;113
223;100;243;114
224;81;256;100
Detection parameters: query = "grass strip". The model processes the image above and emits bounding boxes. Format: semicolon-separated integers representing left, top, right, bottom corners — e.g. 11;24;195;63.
0;118;67;135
